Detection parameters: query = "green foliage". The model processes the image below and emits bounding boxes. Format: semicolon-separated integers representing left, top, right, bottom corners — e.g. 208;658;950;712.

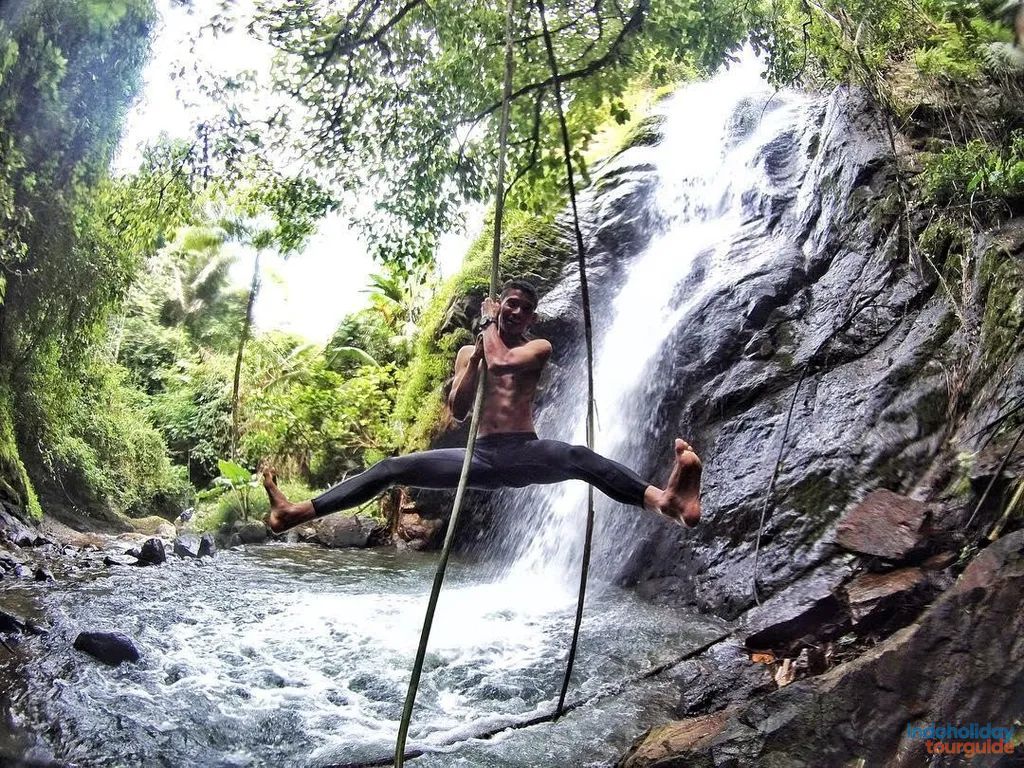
0;384;41;519
241;353;401;486
25;356;192;518
196;458;261;520
211;0;765;273
760;0;1017;87
979;243;1024;370
921;132;1024;208
194;476;317;532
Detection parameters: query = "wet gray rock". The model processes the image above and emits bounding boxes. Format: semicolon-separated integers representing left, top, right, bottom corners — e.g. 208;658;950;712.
73;631;140;666
300;515;376;548
198;532;216;557
0;503;37;547
136;537;166;566
103;554;138;567
173;533;202;559
673;640;775;717
742;557;855;652
235;520;268;544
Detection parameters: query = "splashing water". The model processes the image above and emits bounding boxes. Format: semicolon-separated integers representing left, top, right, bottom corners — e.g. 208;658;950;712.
494;56;819;584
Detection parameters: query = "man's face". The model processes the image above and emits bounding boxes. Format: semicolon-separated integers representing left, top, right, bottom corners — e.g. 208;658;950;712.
498;289;536;337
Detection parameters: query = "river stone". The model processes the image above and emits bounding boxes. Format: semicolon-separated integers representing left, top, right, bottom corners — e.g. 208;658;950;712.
73;631;140;666
398;512;442;549
131;515;177;538
305;515;374;548
173;533;202;559
104;554;138;567
235;520;268;544
136;537;166;566
33;566;54;582
198;533;216;557
834;490;928;560
619;710;732;768
674;640;776;717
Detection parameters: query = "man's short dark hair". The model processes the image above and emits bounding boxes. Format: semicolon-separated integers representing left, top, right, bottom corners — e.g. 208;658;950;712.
500;278;539;309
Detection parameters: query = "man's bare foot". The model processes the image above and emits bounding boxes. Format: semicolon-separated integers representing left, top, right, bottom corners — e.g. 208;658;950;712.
262;467;315;533
654;439;702;528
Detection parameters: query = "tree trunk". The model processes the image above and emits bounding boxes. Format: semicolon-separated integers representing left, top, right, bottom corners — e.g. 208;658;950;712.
231;249;261;460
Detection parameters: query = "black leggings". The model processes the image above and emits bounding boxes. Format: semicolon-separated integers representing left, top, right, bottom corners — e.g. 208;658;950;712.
311;431;651;516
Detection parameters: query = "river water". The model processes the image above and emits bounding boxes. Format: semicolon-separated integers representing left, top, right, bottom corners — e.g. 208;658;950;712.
5;545;725;767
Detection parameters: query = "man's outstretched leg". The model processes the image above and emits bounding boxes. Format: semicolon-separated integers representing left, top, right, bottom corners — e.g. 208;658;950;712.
643;439;702;527
262;447;476;533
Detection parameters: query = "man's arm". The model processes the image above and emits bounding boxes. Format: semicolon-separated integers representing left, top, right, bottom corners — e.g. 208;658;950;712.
480;324;552;375
448;342;484;421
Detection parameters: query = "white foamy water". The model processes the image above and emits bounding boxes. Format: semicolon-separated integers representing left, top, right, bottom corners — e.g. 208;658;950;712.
507;55;818;582
9;546;724;767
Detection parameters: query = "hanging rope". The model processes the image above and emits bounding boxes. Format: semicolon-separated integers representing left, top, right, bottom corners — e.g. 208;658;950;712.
536;0;599;718
392;1;517;764
752;364;807;605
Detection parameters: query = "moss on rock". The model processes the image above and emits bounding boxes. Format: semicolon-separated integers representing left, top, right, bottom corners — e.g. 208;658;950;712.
0;384;42;519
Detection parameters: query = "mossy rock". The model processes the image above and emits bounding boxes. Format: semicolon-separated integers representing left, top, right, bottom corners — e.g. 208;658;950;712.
0;384;41;520
979;241;1024;371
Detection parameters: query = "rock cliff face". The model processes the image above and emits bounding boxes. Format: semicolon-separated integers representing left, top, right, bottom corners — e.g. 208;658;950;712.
439;80;1019;623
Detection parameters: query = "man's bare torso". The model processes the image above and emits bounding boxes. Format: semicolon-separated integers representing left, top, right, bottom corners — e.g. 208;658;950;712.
456;343;545;435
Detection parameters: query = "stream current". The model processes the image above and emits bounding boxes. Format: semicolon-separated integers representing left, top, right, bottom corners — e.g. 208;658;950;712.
7;546;724;766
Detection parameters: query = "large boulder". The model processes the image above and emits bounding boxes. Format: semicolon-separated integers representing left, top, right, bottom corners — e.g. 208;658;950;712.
73;631;140;666
834;489;929;560
0;503;38;547
235;520;268;544
397;511;442;550
619;530;1024;767
198;532;216;557
130;515;177;539
135;537;166;566
301;515;376;548
173;534;202;559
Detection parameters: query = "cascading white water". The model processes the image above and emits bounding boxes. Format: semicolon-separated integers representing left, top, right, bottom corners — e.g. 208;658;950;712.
503;56;819;583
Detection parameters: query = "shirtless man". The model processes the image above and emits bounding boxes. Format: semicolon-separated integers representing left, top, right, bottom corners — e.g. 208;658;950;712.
262;278;702;532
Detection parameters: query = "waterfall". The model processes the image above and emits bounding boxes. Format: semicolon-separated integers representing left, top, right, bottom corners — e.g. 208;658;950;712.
487;56;821;587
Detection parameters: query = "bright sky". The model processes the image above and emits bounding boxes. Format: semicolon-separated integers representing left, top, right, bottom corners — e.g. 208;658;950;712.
116;0;476;344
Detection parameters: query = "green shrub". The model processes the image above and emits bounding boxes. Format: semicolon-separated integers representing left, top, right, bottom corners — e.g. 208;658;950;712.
920;132;1024;208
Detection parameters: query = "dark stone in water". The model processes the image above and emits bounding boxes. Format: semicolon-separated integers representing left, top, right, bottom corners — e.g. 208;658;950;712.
73;631;141;666
33;566;54;582
173;533;202;559
136;537;166;566
104;554;138;567
198;532;216;557
235;520;268;544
